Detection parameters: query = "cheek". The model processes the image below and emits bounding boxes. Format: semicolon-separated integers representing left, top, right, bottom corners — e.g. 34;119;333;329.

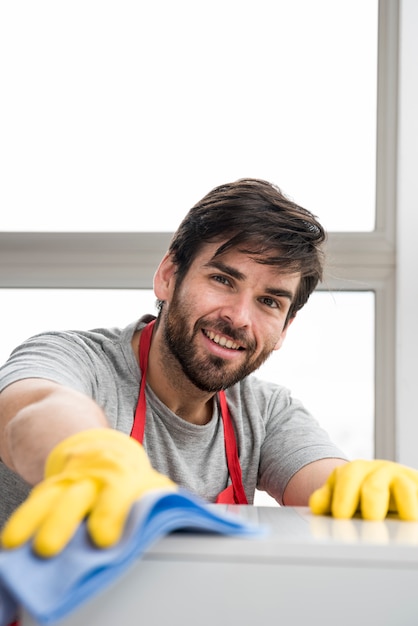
259;319;288;352
187;284;220;312
170;282;210;321
272;323;289;351
273;335;284;351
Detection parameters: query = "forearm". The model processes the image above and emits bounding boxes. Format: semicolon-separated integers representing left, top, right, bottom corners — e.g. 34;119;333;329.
282;457;348;506
0;379;109;485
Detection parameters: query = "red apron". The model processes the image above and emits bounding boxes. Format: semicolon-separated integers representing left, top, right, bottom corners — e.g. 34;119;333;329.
130;320;248;505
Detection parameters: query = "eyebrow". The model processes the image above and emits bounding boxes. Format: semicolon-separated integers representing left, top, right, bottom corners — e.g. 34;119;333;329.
204;260;295;302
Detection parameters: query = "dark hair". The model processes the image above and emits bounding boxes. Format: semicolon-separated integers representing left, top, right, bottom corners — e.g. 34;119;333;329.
165;178;326;321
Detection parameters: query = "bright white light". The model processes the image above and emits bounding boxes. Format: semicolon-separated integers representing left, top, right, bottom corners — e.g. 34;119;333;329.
0;1;378;232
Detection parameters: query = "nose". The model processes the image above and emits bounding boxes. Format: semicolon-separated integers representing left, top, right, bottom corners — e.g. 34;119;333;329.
219;292;252;329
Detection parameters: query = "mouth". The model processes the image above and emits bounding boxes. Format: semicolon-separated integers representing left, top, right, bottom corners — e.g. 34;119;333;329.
202;329;245;351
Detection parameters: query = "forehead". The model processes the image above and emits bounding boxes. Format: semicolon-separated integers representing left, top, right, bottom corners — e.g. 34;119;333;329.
192;241;301;287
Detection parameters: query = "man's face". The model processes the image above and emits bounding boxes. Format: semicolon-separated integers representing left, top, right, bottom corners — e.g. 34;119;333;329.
157;243;301;392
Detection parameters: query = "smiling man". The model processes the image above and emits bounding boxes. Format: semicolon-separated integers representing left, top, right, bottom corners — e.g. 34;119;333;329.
0;178;349;555
148;247;300;413
155;247;300;394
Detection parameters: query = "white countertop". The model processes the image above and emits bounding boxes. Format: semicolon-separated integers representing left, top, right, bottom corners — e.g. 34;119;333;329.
22;506;418;626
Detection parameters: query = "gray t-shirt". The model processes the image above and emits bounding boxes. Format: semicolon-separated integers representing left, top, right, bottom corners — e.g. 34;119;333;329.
0;319;346;526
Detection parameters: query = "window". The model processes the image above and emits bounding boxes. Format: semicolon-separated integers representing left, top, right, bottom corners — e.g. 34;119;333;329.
1;1;399;490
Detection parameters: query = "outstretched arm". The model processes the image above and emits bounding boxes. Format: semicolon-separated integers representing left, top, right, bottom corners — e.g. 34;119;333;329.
0;378;175;557
0;378;109;485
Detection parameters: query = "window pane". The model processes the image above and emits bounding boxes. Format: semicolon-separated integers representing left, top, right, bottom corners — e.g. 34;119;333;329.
0;289;158;365
1;289;374;462
0;1;378;233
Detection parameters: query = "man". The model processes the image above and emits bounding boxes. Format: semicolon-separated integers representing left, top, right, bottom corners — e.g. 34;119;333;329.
0;178;416;557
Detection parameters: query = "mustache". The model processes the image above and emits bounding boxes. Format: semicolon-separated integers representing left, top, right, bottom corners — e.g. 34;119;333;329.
195;318;256;351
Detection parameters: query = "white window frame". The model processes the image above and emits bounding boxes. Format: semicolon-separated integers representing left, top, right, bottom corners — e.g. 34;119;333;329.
0;0;409;463
395;0;418;467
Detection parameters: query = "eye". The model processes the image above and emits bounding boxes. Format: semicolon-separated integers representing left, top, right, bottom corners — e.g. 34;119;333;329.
212;274;231;286
259;296;279;309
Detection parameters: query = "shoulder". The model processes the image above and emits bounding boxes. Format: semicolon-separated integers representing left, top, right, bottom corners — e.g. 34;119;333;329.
7;320;138;357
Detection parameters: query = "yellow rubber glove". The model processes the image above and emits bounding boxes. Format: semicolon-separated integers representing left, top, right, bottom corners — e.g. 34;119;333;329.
1;429;176;557
309;459;418;521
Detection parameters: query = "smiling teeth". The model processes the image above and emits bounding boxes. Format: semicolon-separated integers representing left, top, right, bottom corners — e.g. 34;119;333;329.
204;330;241;350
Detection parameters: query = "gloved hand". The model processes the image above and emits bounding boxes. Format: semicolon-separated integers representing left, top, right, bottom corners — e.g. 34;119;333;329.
309;459;418;521
1;429;176;557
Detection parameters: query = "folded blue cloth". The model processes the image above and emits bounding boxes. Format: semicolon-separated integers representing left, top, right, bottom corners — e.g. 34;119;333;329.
0;489;263;625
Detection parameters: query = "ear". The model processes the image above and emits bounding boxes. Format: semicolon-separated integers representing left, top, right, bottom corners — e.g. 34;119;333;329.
273;315;295;351
153;252;177;301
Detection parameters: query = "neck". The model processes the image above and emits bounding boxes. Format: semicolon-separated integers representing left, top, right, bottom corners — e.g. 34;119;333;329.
133;326;216;425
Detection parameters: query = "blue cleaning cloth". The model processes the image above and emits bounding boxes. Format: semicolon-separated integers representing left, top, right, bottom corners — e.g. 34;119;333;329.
0;489;264;625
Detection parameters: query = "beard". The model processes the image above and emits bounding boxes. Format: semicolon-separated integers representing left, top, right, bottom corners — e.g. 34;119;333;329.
161;291;276;393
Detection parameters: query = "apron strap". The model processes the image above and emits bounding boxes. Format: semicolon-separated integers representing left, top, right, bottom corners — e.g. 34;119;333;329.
218;390;248;504
130;320;155;443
